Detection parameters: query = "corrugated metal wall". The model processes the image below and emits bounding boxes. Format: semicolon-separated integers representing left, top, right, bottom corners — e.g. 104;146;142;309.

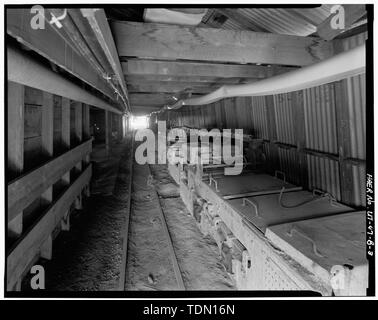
161;32;366;208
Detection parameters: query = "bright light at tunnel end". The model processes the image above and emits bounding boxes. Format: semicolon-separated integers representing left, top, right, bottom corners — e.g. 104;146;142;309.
130;115;149;130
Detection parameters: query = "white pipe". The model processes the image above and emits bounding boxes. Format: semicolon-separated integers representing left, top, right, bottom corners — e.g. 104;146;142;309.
168;44;365;110
8;46;122;115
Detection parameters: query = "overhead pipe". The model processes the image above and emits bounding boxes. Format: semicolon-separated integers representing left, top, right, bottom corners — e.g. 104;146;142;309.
80;8;131;113
164;44;365;111
48;8;129;114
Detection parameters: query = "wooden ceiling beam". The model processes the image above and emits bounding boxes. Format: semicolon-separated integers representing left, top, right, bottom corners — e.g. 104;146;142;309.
127;82;219;94
112;21;334;66
122;59;295;79
125;75;261;85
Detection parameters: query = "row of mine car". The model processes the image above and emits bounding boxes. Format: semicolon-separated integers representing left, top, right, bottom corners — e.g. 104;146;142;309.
167;128;368;295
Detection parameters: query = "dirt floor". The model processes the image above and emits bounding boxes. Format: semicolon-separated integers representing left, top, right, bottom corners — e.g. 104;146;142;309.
22;140;131;291
21;138;235;291
149;164;236;290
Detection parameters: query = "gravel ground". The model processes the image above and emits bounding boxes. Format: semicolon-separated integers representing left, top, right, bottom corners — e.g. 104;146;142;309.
21;138;235;292
22;140;132;291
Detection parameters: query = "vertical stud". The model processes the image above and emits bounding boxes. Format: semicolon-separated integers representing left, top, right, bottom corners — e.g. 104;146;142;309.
8;82;24;238
62;97;70;185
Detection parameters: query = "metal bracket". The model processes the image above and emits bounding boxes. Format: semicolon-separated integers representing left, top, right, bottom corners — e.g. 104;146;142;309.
275;170;286;182
286;227;325;258
208;174;219;192
242;198;260;218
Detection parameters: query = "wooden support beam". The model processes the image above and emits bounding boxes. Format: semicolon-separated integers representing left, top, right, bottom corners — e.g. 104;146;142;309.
73;101;83;171
7;9;117;101
7;165;92;291
131;106;161;116
61;98;70;150
74;102;83;143
105;110;111;154
83;104;90;140
40;234;52;260
8;81;24;177
8;139;92;221
122;59;293;79
8;45;122;114
128;82;222;94
61;97;71;184
112;21;334;66
41;92;54;206
7;81;24;239
125;74;261;84
317;5;367;40
61;210;70;231
42;92;54;158
130;93;188;107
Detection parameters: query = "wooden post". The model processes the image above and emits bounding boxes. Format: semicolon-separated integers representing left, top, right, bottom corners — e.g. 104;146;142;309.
83;103;90;164
292;90;309;188
83;103;90;140
61;97;70;185
41;92;54;205
73;101;83;171
40;234;53;260
105;110;110;155
8;81;24;238
118;114;123;140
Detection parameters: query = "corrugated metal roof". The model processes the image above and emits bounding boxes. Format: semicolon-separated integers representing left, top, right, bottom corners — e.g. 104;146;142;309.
201;6;333;36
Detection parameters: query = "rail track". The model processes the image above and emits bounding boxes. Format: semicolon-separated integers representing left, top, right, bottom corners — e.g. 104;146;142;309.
119;135;186;291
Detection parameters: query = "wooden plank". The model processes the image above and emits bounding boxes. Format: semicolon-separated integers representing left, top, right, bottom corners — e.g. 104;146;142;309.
7;165;92;291
61;98;70;150
73;101;83;143
7;9;116;101
41;92;54;206
130;93;202;107
131;106;161;116
42;92;54;157
105;110;110;153
8;45;122;115
7;82;24;238
125;74;261;85
83;104;90;140
317;5;367;40
8;82;24;176
8;139;92;221
122;59;293;79
127;82;217;94
112;21;334;66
